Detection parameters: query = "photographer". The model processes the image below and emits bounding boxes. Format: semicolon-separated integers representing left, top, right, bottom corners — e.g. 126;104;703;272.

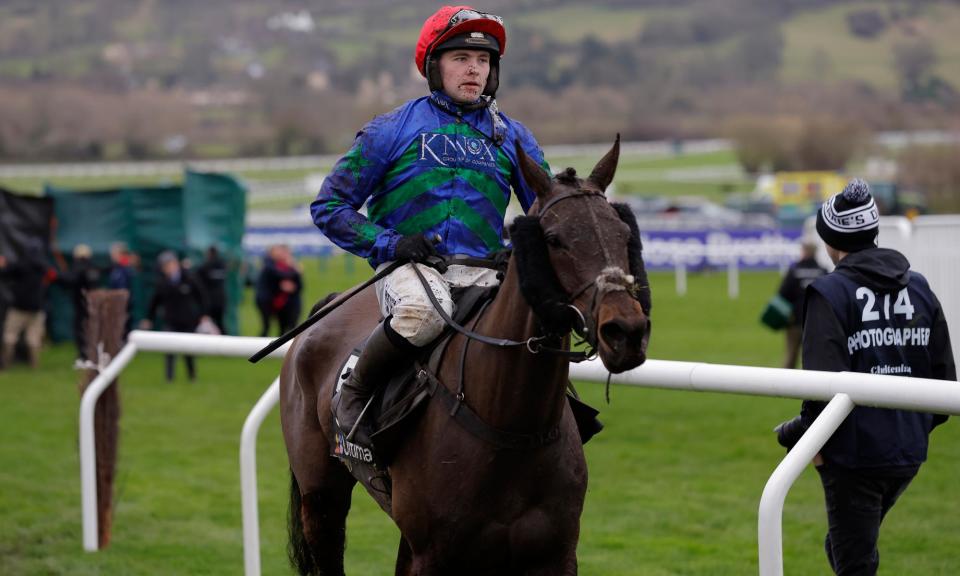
775;179;955;575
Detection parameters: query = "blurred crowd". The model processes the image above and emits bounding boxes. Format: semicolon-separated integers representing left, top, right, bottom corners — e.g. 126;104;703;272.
0;241;303;375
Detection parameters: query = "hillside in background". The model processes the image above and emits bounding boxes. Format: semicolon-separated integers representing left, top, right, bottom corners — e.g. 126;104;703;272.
1;0;958;161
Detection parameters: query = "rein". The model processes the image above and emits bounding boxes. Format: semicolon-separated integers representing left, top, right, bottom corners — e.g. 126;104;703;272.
408;189;639;361
410;309;562;452
409;263;591;360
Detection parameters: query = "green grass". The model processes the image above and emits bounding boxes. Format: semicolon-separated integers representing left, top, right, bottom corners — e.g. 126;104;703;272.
781;2;960;90
2;261;959;574
5;174;186;196
1;148;749;205
512;5;656;43
550;149;751;202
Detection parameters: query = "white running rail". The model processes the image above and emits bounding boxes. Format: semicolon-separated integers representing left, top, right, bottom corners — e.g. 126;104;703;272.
78;330;288;576
79;333;960;576
570;361;960;576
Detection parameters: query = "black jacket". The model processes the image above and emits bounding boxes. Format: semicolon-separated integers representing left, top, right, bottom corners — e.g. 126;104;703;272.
777;256;827;326
58;258;104;314
0;257;49;312
800;248;956;470
147;274;208;332
197;256;227;311
254;258;302;312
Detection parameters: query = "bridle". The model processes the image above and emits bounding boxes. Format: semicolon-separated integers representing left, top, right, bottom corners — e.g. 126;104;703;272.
533;190;644;349
407;187;645;361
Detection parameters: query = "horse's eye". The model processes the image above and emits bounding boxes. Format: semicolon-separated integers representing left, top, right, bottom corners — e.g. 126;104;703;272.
544;234;563;248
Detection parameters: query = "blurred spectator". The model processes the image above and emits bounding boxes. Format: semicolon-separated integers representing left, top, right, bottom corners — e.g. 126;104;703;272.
107;242;138;333
255;245;303;336
106;242;135;290
0;241;54;368
196;246;228;334
777;239;828;369
142;251;209;382
56;244;104;360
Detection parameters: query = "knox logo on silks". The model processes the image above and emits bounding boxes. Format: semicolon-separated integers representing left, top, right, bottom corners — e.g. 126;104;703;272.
418;132;497;169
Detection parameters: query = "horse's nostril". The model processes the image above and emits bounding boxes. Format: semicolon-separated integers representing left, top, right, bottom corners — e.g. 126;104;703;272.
600;318;646;352
600;321;627;350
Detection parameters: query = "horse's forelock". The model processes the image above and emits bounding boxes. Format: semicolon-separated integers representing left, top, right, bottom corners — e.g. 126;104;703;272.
555;167;578;187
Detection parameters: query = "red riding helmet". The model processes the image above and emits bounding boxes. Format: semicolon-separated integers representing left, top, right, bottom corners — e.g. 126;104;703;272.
414;6;507;97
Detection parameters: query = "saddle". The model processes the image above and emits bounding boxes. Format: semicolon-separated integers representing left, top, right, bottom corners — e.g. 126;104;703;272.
329;283;603;512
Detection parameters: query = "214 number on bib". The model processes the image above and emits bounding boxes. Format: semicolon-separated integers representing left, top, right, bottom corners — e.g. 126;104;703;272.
856;287;915;322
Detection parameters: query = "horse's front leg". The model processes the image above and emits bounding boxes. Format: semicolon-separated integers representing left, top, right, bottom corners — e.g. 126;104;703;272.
394;536;414;576
526;553;578;576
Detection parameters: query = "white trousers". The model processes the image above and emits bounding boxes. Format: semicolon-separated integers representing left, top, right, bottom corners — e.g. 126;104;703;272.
375;262;500;347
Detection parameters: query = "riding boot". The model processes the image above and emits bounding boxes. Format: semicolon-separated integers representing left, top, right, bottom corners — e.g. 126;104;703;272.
333;321;413;449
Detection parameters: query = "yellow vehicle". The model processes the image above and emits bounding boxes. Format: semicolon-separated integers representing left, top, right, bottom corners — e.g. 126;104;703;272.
756;172;849;228
753;172;926;227
769;171;847;207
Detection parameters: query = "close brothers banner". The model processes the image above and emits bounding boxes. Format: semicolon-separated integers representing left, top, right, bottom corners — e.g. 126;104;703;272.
244;225;806;271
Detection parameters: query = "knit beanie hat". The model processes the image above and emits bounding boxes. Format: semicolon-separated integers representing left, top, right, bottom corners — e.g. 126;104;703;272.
816;178;879;253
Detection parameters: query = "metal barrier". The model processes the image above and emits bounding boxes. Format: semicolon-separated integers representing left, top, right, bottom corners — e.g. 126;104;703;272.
79;332;960;576
570;361;960;576
78;330;287;576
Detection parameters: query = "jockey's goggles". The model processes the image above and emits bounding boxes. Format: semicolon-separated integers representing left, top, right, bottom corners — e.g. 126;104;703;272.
448;8;503;28
429;9;504;54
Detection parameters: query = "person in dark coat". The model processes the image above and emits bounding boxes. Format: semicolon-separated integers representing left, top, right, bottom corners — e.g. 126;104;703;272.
777;239;828;368
142;251;209;381
57;244;104;360
107;242;138;334
196;245;228;334
0;240;53;368
254;245;303;337
775;179;956;575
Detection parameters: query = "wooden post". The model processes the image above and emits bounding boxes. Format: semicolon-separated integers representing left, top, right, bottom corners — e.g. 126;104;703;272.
76;289;128;549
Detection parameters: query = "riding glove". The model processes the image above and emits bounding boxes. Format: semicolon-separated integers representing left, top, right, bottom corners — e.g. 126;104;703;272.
394;234;438;263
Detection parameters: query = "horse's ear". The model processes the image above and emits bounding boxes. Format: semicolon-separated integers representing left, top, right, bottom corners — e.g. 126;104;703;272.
516;139;552;199
587;133;620;192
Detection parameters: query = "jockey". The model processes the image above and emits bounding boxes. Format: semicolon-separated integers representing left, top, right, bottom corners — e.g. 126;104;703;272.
311;5;550;449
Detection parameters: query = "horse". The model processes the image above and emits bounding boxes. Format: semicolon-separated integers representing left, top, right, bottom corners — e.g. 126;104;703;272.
279;136;651;575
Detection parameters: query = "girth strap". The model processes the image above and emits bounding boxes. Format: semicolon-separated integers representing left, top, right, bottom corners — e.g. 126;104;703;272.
414;364;562;451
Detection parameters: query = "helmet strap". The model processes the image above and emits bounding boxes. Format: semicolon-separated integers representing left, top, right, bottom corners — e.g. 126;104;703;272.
425;55;443;92
427;92;506;147
482;57;499;97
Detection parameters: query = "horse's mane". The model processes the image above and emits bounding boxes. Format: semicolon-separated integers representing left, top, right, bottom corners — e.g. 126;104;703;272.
610;203;652;314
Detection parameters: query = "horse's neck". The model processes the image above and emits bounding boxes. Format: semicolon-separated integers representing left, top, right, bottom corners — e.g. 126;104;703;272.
465;258;569;430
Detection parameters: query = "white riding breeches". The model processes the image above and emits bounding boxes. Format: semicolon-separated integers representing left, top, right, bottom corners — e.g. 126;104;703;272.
375;262;500;347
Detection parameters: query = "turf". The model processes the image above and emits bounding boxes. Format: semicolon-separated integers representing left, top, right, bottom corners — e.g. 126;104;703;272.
780;2;960;90
1;259;958;574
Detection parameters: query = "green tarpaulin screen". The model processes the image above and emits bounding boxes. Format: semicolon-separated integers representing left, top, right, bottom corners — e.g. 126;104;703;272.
44;170;246;341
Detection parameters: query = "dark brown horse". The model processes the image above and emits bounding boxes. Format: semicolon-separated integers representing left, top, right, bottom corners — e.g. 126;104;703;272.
280;137;650;575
